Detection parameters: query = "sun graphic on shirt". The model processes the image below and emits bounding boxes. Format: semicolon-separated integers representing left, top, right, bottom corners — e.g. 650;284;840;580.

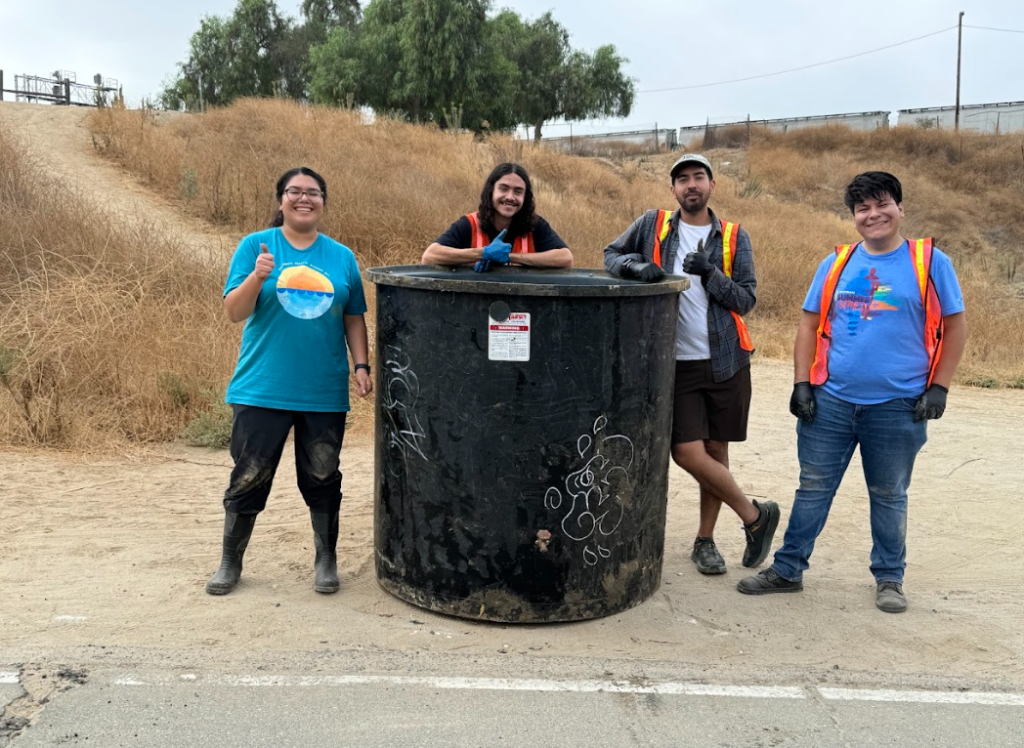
276;266;335;319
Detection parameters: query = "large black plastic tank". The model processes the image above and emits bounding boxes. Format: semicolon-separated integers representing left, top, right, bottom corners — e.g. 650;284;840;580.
365;266;688;623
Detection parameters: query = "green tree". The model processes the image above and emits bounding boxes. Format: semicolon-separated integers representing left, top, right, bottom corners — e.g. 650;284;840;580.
301;0;361;32
501;12;635;141
161;0;291;110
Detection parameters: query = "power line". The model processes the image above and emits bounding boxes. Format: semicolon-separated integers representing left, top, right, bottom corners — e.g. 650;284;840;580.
638;26;957;94
964;24;1024;34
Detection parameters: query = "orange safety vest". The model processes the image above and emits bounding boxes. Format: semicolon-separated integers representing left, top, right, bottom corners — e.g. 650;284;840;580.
466;212;535;253
809;238;944;387
652;210;755;353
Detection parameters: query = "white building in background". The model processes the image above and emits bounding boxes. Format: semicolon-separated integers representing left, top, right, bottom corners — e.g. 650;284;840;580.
540;127;677;154
896;101;1024;133
678;110;890;144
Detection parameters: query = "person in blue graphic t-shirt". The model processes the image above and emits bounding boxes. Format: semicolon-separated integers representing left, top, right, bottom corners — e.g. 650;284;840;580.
738;172;967;614
206;167;373;597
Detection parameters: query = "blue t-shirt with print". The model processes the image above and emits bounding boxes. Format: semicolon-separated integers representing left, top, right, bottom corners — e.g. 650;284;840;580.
223;227;368;412
803;241;964;405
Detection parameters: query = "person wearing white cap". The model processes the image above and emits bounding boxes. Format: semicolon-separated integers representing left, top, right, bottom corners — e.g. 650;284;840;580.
604;153;779;576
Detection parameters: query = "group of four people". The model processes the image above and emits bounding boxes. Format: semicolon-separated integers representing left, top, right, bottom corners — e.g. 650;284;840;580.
208;155;965;616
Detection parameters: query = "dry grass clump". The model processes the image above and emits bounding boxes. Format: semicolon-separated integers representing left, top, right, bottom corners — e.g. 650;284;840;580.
0;126;235;449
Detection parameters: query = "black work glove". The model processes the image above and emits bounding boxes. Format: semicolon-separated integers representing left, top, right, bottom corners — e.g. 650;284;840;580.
790;382;816;423
913;384;948;422
682;251;714;278
624;261;665;283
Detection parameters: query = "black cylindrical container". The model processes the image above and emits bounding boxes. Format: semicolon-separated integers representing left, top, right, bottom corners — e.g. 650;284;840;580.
366;266;688;623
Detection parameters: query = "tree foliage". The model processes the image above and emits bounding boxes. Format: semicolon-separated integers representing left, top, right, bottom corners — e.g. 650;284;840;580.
162;0;635;137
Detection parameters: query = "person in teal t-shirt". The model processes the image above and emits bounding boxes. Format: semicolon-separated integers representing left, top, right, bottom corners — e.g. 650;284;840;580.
206;166;373;597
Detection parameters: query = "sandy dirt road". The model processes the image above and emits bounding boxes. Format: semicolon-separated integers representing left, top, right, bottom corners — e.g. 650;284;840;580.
2;361;1021;690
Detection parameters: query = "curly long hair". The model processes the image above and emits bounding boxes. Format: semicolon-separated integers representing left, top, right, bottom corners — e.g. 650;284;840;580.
476;163;536;238
270;167;328;228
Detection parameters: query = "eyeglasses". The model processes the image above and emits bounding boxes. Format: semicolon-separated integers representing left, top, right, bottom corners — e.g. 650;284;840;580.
283;188;324;201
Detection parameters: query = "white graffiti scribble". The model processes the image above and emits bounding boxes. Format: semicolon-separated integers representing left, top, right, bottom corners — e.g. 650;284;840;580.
381;349;428;474
543;416;635;566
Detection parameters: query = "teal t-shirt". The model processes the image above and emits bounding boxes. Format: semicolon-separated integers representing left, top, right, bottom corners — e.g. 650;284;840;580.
223;227;368;412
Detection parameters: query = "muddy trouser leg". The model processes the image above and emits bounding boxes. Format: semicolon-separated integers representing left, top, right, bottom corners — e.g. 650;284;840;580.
294;411;347;593
207;405;293;595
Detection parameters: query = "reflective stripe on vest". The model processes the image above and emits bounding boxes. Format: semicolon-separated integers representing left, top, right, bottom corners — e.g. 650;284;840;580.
653;212;755;354
720;220;755;353
466;212;535;253
809;238;944;386
652;209;673;267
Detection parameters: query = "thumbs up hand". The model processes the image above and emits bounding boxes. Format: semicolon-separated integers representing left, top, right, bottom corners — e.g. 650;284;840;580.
254;243;275;280
482;229;512;264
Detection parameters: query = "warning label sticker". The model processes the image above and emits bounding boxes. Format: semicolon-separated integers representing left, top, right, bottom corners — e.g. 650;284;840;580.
488;312;531;362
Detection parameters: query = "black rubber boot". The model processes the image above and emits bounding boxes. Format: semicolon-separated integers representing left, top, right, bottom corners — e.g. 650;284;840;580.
311;509;340;594
205;512;257;596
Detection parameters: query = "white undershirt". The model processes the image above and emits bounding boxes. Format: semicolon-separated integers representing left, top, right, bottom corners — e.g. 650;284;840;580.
672;221;714;360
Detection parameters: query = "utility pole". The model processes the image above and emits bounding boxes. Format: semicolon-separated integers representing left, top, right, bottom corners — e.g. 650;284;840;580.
955;11;964;131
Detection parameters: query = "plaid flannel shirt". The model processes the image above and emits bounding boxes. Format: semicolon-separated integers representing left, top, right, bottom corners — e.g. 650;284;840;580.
604;207;757;383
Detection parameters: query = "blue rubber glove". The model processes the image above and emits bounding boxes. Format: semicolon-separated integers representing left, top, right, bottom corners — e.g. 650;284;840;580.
482;229;512;264
473;259;492;273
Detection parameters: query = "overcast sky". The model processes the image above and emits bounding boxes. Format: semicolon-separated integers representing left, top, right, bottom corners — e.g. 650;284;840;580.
2;0;1022;134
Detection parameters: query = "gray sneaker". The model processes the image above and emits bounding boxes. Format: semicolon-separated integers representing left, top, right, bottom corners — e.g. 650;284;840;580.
876;581;908;613
691;537;726;575
737;568;803;595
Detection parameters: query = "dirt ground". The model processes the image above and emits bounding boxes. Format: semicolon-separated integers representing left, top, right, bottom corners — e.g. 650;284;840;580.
1;102;1021;689
0;102;239;261
1;360;1021;686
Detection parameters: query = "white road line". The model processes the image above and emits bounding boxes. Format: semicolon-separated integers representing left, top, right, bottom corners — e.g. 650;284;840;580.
229;675;805;698
819;688;1024;706
0;672;19;685
53;615;87;622
110;674;1024;706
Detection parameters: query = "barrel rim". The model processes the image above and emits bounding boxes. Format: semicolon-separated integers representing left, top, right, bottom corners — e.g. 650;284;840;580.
365;265;689;297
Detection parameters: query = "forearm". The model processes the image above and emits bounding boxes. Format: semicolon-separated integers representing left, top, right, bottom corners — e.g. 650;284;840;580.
344;314;370;365
793;311;819;382
421;243;484;266
510;248;573;268
704;271;757;315
223;274;264;323
930;312;966;388
603;217;646;277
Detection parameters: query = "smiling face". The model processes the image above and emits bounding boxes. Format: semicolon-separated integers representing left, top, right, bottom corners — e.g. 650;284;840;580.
852;193;904;249
491;173;527;221
670;165;715;215
279;174;324;232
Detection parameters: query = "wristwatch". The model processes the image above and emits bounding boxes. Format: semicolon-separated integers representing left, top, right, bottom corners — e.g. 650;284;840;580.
354;363;371;374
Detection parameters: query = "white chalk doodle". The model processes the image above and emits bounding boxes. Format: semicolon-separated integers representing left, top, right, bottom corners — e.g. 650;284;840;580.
381;349;428;473
544;416;635;566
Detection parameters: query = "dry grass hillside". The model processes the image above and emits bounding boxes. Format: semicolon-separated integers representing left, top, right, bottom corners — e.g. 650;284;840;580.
2;99;1023;449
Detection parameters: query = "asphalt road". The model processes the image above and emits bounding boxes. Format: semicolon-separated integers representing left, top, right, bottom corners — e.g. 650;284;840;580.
3;654;1021;748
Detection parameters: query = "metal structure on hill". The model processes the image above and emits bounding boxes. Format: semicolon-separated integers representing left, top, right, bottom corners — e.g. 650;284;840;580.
0;69;119;107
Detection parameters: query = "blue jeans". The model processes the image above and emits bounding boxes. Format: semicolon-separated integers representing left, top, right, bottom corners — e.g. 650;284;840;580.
771;388;927;584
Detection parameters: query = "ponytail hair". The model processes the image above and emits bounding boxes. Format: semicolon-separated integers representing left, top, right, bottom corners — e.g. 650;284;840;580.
270;166;328;228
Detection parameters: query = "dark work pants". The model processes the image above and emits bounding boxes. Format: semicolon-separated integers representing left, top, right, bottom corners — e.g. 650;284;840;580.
223;404;348;515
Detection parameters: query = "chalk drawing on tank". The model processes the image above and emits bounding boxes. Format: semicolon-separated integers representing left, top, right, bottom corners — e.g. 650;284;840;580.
381;349;428;474
544;416;635;566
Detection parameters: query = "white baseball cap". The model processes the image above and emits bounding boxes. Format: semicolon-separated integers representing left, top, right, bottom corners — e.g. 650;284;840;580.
670;153;713;181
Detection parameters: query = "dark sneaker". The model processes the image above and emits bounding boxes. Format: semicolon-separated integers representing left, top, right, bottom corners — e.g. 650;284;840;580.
736;568;803;595
691;537;727;575
876;582;908;613
742;499;780;568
